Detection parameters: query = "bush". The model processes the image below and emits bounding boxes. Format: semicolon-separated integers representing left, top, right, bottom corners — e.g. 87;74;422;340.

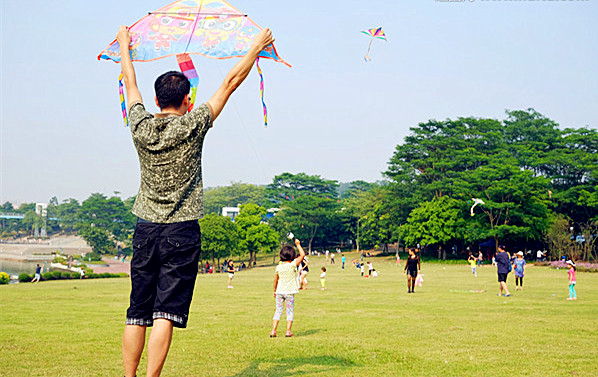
83;253;103;262
52;271;64;279
0;272;9;284
548;260;598;273
14;270;126;283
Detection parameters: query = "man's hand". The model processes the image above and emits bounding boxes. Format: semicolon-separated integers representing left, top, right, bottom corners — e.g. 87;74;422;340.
118;25;143;109
251;28;275;52
116;26;131;49
207;27;275;122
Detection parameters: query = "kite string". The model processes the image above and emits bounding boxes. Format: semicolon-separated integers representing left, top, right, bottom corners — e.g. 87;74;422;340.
214;62;269;183
255;57;268;126
119;72;128;127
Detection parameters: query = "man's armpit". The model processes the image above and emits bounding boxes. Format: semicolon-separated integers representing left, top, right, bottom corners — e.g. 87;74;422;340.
205;102;214;127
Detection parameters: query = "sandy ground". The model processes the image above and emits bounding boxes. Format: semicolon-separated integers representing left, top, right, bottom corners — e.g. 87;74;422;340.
93;257;131;274
0;235;92;260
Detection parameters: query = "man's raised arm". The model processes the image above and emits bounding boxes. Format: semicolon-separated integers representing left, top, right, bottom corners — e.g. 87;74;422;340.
117;26;143;109
207;28;275;121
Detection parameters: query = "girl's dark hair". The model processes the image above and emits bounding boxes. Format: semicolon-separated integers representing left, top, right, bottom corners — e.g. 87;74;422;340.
154;71;190;109
321;267;326;272
280;245;296;262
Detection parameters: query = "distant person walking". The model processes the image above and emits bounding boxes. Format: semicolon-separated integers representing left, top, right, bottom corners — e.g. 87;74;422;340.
478;251;483;267
566;260;577;300
330;253;335;264
341;254;346;269
495;245;511;297
271;239;306;337
404;249;420;293
227;260;235;289
513;251;526;291
31;264;42;283
468;254;477;277
299;257;309;290
320;267;327;290
367;261;373;277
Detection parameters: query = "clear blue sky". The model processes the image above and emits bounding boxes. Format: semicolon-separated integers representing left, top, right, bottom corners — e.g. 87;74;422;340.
1;0;597;205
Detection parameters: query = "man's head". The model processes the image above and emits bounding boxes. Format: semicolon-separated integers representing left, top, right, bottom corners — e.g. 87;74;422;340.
498;245;506;252
154;71;190;110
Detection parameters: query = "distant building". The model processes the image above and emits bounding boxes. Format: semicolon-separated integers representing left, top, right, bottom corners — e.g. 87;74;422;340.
222;206;240;219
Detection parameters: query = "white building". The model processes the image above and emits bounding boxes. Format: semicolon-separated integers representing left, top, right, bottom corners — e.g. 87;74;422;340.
221;206;240;219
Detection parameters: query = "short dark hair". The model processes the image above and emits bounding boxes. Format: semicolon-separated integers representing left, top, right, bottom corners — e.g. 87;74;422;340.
279;245;296;262
154;71;190;109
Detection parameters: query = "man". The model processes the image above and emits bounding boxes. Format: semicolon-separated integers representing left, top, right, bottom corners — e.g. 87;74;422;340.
31;264;42;283
341;254;346;269
495;245;511;297
116;25;275;377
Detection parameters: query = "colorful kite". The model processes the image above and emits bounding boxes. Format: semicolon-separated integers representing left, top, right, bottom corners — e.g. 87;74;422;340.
361;27;387;62
98;0;291;126
470;198;486;217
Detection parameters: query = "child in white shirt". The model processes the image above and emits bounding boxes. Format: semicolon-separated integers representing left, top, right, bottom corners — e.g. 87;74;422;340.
271;239;305;338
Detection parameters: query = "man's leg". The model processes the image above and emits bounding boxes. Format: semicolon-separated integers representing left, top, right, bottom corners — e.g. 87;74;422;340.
123;325;147;377
500;281;510;296
146;319;174;377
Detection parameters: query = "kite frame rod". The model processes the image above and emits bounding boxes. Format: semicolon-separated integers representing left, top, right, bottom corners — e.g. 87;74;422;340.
148;12;248;16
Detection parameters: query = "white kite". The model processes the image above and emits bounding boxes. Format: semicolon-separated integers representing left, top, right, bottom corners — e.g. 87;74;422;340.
470;198;485;216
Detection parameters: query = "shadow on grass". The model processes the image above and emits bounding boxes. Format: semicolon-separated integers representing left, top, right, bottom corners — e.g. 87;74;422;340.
228;355;357;377
293;328;321;337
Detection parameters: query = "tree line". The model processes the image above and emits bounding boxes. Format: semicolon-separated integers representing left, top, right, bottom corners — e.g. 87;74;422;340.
2;109;596;262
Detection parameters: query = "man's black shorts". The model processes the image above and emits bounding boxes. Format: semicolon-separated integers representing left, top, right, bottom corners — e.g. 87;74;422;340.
497;272;509;283
126;219;201;328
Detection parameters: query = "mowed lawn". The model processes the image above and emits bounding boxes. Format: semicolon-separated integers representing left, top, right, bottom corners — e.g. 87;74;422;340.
1;253;597;377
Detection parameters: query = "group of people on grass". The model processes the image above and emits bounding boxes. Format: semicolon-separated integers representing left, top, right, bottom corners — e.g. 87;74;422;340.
471;245;577;300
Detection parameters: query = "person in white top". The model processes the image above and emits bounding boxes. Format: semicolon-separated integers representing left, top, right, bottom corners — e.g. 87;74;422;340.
270;239;305;338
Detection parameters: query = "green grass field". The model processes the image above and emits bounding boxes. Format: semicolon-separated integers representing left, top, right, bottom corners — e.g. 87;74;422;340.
1;253;597;377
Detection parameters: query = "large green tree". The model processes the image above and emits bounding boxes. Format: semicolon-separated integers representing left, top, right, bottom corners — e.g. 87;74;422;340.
235;203;279;266
266;172;339;204
198;213;239;268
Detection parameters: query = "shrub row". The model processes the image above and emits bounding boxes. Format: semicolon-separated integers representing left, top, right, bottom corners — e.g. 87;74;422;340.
17;271;128;282
547;260;598;273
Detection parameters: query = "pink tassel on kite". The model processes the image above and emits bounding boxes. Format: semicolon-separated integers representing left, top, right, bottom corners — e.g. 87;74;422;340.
176;53;199;112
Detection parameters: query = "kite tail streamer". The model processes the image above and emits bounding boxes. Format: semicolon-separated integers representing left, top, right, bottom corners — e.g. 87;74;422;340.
176;53;199;111
256;57;268;126
119;72;128;127
364;39;373;62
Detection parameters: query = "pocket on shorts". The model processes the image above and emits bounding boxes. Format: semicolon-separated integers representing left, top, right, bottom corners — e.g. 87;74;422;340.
131;237;153;267
164;234;201;267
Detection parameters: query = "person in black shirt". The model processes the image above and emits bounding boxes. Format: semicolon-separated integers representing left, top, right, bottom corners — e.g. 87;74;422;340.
299;258;310;290
495;245;511;297
404;249;421;293
227;260;235;289
31;264;42;283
